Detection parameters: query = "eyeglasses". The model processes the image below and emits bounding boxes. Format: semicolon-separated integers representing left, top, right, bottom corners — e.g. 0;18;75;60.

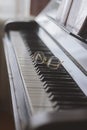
33;51;63;70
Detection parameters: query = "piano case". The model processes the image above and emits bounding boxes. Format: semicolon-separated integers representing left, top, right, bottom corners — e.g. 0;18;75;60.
2;0;87;130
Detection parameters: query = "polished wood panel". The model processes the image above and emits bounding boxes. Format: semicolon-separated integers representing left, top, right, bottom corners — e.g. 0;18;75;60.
0;111;15;130
78;16;87;39
0;33;15;130
30;0;50;16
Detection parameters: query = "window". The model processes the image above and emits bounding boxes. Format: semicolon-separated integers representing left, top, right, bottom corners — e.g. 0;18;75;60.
0;0;30;19
56;0;87;38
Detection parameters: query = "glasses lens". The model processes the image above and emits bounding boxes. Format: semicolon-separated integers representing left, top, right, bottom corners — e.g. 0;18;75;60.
47;56;62;70
33;51;45;64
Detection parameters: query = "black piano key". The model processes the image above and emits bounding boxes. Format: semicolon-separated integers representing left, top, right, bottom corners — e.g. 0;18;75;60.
35;68;68;77
38;72;71;78
55;102;87;110
34;65;68;74
48;91;84;97
46;87;81;95
21;31;87;110
45;86;83;93
44;80;78;87
41;76;74;82
50;94;87;102
49;91;85;98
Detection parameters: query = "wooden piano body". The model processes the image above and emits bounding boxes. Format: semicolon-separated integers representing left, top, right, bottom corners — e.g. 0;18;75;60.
1;0;87;130
0;31;15;129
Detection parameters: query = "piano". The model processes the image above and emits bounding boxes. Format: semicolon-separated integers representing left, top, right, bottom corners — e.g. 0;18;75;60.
1;0;87;130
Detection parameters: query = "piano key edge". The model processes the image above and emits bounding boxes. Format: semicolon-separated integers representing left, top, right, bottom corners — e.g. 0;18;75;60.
3;32;33;130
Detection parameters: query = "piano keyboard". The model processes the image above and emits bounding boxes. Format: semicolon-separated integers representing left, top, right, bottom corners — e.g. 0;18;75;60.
10;29;87;112
20;29;87;110
10;31;53;114
3;1;87;128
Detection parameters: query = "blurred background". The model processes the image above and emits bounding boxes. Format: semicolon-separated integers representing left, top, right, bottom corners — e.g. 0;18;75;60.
0;0;30;19
0;0;50;20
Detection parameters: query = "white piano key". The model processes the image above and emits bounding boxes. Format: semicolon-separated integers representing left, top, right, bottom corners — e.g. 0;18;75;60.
10;32;53;114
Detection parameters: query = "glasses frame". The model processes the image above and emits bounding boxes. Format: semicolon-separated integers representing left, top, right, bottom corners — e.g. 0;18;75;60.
33;51;63;70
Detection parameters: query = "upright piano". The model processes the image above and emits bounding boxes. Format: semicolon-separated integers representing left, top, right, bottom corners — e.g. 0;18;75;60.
1;0;87;130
